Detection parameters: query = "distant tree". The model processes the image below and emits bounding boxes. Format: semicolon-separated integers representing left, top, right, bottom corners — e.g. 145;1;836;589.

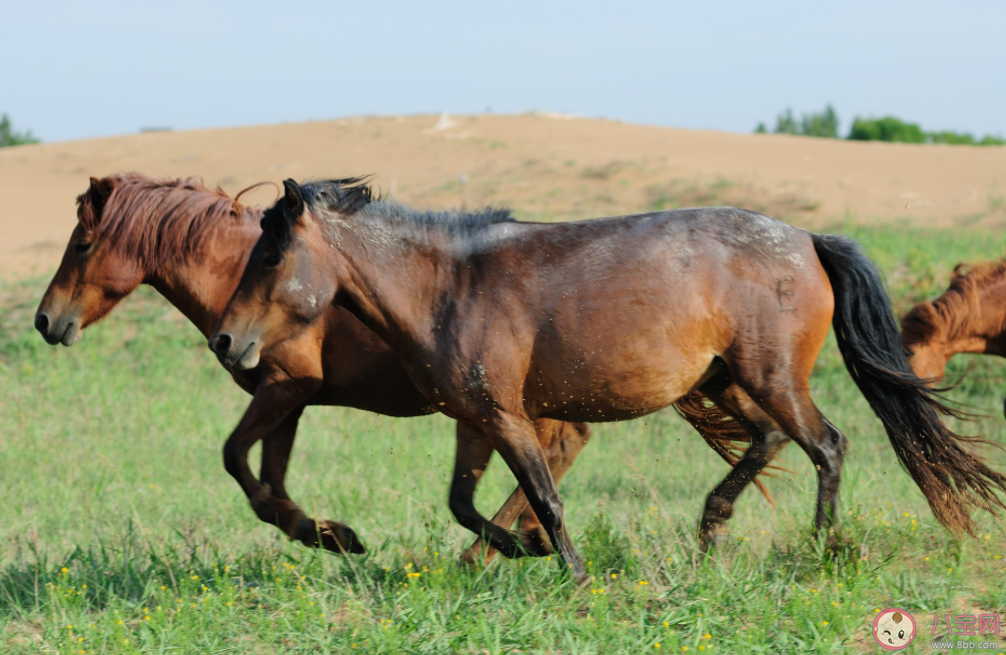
928;130;976;145
848;116;925;143
0;114;39;147
801;104;839;138
774;108;799;135
928;130;1005;146
756;105;839;138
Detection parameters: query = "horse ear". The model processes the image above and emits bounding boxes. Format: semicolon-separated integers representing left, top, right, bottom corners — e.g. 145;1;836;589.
88;176;114;208
78;176;115;228
282;179;305;222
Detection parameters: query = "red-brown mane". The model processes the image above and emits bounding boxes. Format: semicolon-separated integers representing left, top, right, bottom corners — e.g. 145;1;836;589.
902;260;1006;346
77;173;263;272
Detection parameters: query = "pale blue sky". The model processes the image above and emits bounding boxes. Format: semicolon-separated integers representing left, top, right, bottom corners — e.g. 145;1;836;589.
3;0;1004;143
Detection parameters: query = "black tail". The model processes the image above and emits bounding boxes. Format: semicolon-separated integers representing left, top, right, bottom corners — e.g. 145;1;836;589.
812;233;1006;535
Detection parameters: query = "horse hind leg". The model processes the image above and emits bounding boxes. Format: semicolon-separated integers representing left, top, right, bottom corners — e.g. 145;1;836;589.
734;369;848;540
696;372;792;550
674;389;782;502
818;417;848;531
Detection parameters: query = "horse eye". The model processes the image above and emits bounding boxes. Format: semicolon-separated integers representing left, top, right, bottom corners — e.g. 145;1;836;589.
74;242;93;254
263;253;281;268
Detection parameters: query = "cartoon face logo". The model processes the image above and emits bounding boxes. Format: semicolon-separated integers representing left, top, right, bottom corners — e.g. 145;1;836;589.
873;608;916;650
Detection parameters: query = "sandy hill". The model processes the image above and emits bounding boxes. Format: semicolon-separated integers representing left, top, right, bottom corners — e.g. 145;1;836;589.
2;112;1005;278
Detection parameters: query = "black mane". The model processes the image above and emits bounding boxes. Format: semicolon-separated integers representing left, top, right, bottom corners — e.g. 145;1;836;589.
261;178;515;248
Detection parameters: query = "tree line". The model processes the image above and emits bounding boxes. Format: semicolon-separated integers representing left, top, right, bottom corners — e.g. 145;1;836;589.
755;105;1004;146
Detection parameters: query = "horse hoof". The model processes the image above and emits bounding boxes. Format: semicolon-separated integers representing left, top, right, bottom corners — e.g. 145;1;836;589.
458;548;478;568
698;523;730;552
824;531;857;556
317;520;366;555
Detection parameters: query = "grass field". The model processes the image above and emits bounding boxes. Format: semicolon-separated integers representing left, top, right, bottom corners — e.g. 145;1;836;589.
3;221;1006;654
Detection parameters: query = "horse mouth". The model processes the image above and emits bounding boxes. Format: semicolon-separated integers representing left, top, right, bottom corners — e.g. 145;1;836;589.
60;325;83;346
231;341;261;370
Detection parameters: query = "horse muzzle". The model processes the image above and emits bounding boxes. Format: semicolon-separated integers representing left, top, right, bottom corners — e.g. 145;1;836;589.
34;311;83;346
208;331;261;370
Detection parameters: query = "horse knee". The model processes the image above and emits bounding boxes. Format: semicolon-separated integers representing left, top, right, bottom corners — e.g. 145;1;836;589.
222;441;244;480
530;490;564;525
449;492;481;531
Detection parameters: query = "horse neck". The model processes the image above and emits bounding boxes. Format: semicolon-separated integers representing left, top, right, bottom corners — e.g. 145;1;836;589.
146;220;261;338
332;224;448;355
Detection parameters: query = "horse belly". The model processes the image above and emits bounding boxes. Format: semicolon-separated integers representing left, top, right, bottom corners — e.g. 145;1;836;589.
530;338;715;423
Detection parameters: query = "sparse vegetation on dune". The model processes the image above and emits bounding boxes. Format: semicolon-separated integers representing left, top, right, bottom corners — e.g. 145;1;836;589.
646;178;820;217
3;221;1006;653
410;162;824;227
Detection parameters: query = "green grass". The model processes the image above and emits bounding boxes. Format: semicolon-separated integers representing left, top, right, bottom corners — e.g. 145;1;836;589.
3;224;1006;653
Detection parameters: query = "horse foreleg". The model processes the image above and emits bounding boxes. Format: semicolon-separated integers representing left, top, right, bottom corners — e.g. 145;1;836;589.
481;412;587;583
258;405;365;554
223;377;362;554
461;420;591;566
450;421;556;561
450;423;517;556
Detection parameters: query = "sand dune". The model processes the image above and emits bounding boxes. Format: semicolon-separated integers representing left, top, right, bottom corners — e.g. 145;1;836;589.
2;113;1005;277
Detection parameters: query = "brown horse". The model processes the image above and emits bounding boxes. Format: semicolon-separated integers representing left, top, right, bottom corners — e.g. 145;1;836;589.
33;174;752;562
34;174;592;559
212;178;1006;582
902;261;1006;413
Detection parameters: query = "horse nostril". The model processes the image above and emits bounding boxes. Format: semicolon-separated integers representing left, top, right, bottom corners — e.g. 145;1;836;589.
209;333;232;356
34;313;50;335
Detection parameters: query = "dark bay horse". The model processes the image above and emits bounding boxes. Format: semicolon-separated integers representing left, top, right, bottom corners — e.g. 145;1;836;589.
902;260;1006;415
33;174;752;562
211;178;1006;582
